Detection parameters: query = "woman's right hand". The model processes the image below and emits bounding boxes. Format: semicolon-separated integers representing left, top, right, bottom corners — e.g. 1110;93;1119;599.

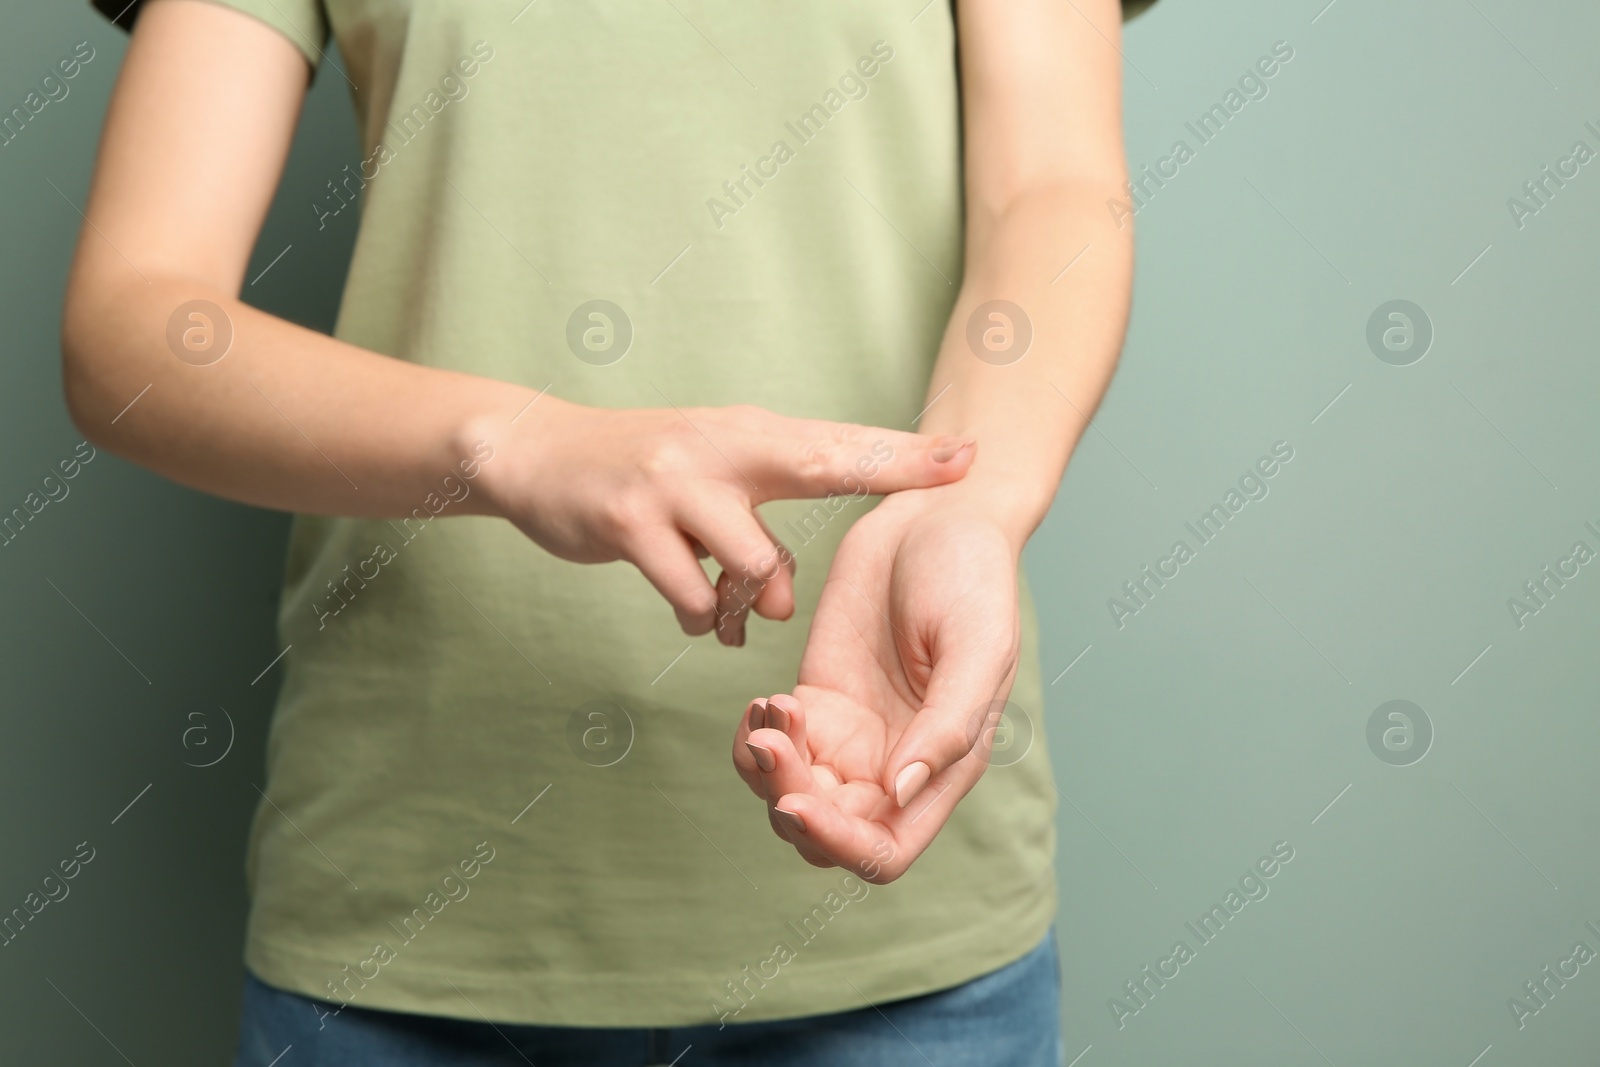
471;398;975;645
56;0;970;650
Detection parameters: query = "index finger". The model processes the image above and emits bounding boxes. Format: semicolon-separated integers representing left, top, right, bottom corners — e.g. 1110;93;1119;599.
738;420;975;502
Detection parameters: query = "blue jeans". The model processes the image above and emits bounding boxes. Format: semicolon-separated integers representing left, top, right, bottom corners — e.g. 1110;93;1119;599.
234;929;1061;1066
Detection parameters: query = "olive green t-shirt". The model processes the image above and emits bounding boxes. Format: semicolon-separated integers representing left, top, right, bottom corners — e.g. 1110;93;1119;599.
92;0;1145;1027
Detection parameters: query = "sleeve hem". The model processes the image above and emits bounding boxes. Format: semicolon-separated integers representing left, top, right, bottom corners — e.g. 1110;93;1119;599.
89;0;328;71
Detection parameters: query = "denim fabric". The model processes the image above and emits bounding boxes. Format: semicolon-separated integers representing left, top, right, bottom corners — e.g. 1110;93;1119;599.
235;928;1062;1067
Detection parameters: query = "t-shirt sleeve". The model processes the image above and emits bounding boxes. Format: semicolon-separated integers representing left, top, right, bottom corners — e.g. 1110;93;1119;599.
90;0;328;70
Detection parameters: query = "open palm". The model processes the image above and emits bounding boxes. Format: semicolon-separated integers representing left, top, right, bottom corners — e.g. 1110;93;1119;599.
732;492;1021;882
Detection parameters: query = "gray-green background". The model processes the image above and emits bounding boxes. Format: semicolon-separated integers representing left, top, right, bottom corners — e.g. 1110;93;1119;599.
3;0;1596;1063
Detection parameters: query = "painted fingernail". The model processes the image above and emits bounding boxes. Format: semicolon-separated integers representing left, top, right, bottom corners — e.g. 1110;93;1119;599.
774;807;806;833
767;703;791;734
930;437;973;463
894;761;931;807
749;701;768;731
746;741;776;772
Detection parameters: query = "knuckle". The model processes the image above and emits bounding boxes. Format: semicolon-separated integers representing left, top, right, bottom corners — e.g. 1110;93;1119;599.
678;610;714;637
685;586;719;618
600;491;652;533
737;550;778;582
795;438;841;484
930;722;974;759
638;437;692;480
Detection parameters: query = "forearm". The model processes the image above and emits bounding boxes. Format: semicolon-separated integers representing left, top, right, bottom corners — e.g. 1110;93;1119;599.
56;0;523;519
918;178;1133;546
62;267;535;518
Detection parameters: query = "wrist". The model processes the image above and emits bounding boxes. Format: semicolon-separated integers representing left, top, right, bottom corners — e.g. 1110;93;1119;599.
454;387;571;520
882;475;1047;556
912;427;1065;554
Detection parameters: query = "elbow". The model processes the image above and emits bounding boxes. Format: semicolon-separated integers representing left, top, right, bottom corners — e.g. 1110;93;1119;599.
60;301;102;447
59;277;128;452
61;372;110;454
975;169;1125;217
967;173;1133;260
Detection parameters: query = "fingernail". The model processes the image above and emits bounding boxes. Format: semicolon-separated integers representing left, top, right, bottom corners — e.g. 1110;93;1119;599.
749;701;768;731
930;437;973;463
894;761;931;807
774;807;806;833
767;703;791;733
746;741;776;772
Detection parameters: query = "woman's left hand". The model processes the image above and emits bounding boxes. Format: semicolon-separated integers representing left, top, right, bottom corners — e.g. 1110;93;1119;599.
731;486;1022;883
729;0;1136;883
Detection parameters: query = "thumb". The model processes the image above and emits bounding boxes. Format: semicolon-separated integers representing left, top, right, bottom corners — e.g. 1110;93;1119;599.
882;655;1011;809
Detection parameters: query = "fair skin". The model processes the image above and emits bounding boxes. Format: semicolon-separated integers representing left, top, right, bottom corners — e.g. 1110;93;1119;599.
61;0;978;638
64;0;1129;885
729;0;1132;881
